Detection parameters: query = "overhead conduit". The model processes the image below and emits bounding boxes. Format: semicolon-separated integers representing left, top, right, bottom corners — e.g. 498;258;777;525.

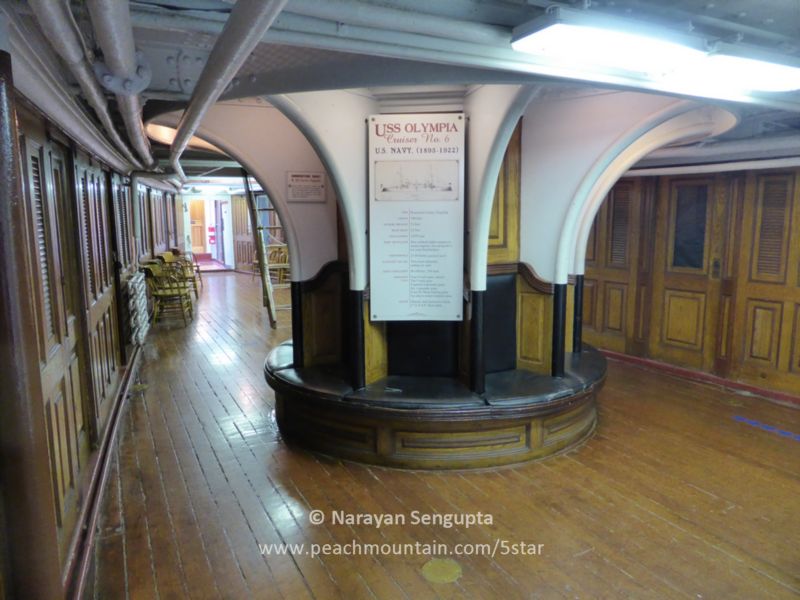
168;0;289;181
27;0;141;168
86;0;155;168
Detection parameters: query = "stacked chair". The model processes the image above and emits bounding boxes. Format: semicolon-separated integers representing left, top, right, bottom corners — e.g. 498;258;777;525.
140;261;194;326
160;250;201;298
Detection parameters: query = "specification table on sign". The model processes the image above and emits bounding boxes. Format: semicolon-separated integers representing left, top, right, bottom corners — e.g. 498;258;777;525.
368;113;465;321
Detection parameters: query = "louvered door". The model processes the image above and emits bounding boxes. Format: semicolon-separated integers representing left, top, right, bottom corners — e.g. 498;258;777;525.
648;176;726;370
77;160;122;432
730;171;800;394
583;179;643;352
232;194;255;270
19;131;90;566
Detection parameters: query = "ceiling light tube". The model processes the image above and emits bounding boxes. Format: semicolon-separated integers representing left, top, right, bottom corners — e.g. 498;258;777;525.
511;8;707;79
511;7;800;94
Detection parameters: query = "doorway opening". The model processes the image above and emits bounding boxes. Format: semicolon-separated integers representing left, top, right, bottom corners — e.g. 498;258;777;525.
184;192;233;272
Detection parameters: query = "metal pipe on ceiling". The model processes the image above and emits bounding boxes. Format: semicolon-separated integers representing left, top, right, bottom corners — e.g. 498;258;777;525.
127;5;800;113
86;0;155;168
27;0;142;168
168;0;289;181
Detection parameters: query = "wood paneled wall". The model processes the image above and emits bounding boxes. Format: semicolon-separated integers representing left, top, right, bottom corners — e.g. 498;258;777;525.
5;99;179;597
301;268;345;367
364;303;388;384
585;169;800;396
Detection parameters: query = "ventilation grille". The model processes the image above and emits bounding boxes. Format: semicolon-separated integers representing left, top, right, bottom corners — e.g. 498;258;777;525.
81;175;96;298
755;178;789;277
608;188;630;267
31;154;55;339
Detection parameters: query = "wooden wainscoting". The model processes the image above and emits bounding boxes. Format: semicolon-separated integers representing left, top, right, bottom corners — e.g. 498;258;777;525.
364;300;388;385
516;273;553;375
301;265;345;367
585;169;800;396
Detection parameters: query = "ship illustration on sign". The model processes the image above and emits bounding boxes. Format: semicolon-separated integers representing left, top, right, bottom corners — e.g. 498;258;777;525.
375;160;459;201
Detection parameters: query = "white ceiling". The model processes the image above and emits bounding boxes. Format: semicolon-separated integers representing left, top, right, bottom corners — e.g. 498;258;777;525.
9;0;800;162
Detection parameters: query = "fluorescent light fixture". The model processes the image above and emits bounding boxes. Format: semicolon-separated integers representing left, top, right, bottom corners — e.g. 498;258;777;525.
511;7;800;94
668;53;800;94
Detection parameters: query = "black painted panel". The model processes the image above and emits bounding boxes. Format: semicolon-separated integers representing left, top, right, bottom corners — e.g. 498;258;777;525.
387;321;458;376
484;274;517;373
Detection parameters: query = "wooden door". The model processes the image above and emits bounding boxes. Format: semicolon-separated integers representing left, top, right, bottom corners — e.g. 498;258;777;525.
232;194;255;270
190;200;205;253
729;170;800;394
648;176;726;371
19;123;90;566
76;159;122;433
137;185;152;258
215;199;226;264
582;179;643;353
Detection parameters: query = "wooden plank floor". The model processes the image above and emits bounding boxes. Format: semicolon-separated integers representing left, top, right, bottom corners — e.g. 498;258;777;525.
91;272;800;599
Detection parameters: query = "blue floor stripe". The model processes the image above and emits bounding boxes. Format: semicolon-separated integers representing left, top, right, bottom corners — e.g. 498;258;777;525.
733;415;800;441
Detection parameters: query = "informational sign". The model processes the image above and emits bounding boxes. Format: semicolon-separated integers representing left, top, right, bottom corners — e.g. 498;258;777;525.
287;171;326;202
368;113;465;321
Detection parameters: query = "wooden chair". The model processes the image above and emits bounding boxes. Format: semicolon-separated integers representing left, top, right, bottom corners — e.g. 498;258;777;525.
160;251;200;298
267;245;290;285
141;264;193;325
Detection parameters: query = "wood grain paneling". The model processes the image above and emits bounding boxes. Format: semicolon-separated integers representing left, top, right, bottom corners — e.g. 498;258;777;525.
364;301;388;384
585;219;597;264
517;276;552;374
744;300;783;366
583;278;597;329
487;122;520;264
302;273;343;366
604;283;626;333
584;169;799;395
663;290;705;349
791;304;800;374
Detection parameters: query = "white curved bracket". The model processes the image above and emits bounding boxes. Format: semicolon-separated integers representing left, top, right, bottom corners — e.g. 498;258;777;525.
571;106;738;274
465;84;540;291
268;91;378;291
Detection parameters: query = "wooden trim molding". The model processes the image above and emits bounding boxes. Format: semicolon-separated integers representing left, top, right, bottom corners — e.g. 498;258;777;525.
602;349;800;407
488;262;577;295
67;346;142;599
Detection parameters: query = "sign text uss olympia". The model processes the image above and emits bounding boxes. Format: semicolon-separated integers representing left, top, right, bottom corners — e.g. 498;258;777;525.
368;113;465;322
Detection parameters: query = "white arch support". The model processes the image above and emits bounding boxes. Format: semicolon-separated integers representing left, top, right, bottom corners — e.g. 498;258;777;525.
153;99;338;283
465;83;540;291
519;90;737;284
269;90;378;291
571;106;738;274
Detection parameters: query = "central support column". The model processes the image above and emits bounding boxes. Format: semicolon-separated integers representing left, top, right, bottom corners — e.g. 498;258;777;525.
469;290;485;394
552;283;567;377
349;290;365;390
573;274;584;353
